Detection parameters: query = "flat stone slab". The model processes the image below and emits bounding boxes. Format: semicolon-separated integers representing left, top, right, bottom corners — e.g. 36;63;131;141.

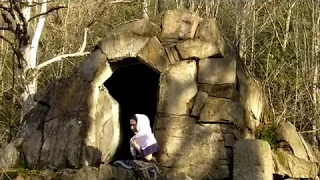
199;97;244;129
233;139;274;180
198;57;236;85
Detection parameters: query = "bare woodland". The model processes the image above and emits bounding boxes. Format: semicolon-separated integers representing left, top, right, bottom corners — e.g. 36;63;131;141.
0;0;320;149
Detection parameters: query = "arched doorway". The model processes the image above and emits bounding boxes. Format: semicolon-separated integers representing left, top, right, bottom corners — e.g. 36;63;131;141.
104;58;160;160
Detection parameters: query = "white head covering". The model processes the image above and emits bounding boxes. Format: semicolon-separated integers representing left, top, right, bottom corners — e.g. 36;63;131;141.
130;114;157;157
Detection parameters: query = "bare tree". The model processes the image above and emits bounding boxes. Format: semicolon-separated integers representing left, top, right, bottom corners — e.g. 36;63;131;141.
0;0;88;121
158;0;165;14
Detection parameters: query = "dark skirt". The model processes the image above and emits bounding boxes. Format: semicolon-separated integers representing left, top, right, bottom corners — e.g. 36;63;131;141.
113;159;161;180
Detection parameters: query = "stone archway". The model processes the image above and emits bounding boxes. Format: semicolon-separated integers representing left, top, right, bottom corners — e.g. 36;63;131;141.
104;58;160;160
13;9;264;179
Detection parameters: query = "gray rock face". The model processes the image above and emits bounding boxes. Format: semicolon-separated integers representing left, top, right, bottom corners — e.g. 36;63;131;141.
199;97;244;129
158;60;197;115
155;114;231;180
5;73;120;170
233;139;274;180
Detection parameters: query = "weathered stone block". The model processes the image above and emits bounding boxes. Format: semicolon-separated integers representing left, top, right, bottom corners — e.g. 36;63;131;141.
159;10;202;40
77;49;112;86
92;86;120;165
97;33;150;61
198;83;239;100
117;18;161;37
276;122;309;160
233;139;274;180
198;57;236;85
154;114;230;179
199;97;244;129
158;60;197;115
273;150;318;179
176;39;221;59
191;92;208;116
195;18;221;43
137;36;169;73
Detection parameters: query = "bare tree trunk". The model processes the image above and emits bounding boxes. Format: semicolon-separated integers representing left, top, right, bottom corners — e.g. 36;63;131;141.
142;0;149;19
211;0;220;17
311;0;320;148
189;0;194;11
21;0;47;119
179;0;186;9
249;0;255;71
239;1;248;62
283;2;295;52
158;0;164;14
205;0;210;16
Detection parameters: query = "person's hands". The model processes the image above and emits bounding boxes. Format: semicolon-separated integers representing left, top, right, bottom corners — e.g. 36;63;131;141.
131;138;140;150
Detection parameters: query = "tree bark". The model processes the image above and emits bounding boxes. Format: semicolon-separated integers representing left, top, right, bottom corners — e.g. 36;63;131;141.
158;0;164;14
142;0;149;19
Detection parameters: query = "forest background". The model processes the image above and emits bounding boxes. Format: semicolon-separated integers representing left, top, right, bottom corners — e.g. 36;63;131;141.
0;0;319;150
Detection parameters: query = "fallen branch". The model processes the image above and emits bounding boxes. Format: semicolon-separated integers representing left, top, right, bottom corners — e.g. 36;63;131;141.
34;28;89;70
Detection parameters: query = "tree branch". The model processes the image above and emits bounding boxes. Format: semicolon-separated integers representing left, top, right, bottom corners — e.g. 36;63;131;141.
28;6;66;22
35;28;89;70
0;34;14;48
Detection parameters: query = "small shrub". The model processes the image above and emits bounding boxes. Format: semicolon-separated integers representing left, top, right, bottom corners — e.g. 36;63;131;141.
256;124;280;149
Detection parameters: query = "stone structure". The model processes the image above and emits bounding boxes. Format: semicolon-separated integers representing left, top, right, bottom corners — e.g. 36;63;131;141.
0;10;265;179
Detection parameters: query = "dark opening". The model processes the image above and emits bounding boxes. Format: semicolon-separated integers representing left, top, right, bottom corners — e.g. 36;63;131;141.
104;58;160;160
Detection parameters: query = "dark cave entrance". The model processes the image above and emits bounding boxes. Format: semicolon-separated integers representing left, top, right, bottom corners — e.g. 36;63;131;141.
104;58;160;160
